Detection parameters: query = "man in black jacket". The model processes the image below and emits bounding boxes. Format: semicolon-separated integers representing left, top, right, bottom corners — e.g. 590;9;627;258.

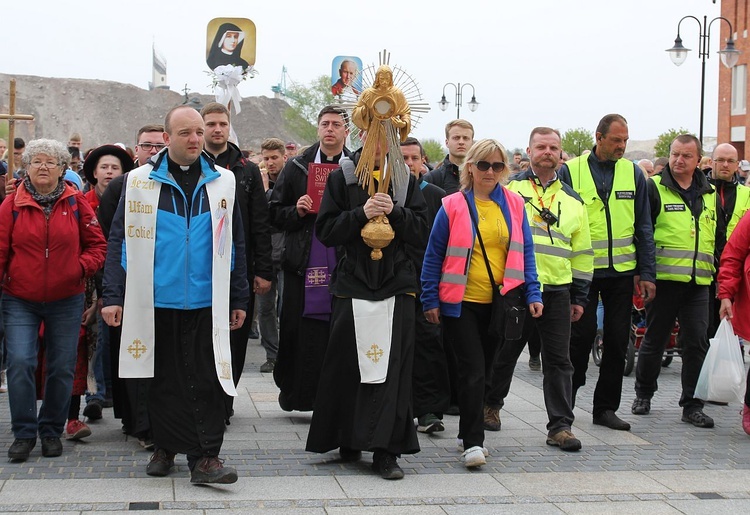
401;137;449;434
268;105;351;412
423;119;474;195
200;102;273;420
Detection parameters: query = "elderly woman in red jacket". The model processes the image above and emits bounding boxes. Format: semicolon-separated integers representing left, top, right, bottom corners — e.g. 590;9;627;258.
718;210;750;436
0;139;106;462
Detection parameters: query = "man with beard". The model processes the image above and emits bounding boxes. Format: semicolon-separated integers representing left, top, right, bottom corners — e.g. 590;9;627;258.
102;105;250;483
201;102;272;421
707;143;750;337
560;114;656;432
492;127;593;451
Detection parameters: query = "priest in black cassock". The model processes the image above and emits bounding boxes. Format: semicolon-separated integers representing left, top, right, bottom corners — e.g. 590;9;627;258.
305;129;429;480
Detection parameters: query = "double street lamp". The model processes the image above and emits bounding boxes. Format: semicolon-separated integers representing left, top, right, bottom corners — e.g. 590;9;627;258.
666;14;741;144
438;82;479;119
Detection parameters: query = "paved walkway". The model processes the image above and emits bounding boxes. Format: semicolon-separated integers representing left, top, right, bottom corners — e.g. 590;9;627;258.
1;339;750;513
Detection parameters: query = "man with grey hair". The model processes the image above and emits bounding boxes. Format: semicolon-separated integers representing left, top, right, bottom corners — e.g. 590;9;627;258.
637;159;654;177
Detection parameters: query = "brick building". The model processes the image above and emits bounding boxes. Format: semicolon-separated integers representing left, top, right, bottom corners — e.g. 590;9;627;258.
719;0;749;158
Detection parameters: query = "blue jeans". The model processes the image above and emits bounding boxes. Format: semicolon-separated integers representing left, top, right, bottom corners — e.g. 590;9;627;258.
3;293;85;439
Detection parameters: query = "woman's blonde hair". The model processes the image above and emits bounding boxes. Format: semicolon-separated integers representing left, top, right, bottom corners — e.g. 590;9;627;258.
459;138;510;191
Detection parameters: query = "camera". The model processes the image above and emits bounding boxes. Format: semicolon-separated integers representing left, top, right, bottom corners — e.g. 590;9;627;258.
539;207;558;226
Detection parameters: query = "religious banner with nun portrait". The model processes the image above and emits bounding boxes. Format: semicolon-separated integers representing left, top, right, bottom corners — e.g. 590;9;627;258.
206;18;257;117
331;56;362;101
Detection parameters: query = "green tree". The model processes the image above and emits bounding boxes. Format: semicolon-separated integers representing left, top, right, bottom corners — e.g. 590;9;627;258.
421;138;445;165
654;127;693;158
283;75;335;143
561;128;594;157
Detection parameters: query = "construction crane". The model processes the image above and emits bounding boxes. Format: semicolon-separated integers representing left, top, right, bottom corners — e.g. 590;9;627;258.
271;66;303;102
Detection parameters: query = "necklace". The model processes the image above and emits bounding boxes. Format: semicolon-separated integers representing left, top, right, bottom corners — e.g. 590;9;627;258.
475;199;492;221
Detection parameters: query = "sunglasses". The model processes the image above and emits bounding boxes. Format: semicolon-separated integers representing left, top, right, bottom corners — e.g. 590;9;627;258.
474;161;506;173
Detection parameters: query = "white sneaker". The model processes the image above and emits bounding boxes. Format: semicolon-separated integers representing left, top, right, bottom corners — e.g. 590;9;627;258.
462;446;487;468
0;370;7;393
456;438;489;456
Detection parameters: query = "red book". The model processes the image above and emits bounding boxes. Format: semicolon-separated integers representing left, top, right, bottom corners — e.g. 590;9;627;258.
306;163;338;213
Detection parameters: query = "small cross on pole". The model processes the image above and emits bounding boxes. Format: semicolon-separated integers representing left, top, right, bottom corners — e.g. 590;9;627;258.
0;79;35;173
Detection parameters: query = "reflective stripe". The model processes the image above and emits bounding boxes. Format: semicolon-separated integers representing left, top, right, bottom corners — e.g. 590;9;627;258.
504;268;525;280
572;269;594;281
592;236;634;249
656;264;713;278
591;240;609;249
571;248;595;257
611;252;636;264
509;240;524;252
656;248;714;264
445;246;471;258
440;273;468;285
535;244;573;259
530;226;571;244
595;252;637;267
656;249;694;259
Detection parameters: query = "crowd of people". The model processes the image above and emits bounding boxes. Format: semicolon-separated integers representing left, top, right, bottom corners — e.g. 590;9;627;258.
0;106;749;484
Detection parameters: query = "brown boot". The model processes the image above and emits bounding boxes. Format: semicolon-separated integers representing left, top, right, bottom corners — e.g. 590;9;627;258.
483;405;501;431
190;456;238;484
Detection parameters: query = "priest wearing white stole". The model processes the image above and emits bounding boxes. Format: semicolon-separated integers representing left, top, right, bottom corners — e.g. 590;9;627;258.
305;133;429;480
102;106;250;485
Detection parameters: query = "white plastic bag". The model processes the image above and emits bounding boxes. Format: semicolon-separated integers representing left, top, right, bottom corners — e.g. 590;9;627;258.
695;318;746;403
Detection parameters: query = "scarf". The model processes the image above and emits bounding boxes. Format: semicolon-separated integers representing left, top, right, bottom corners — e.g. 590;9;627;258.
24;176;65;216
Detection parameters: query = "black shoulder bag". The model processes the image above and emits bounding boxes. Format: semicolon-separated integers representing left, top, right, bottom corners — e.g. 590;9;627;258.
463;193;526;340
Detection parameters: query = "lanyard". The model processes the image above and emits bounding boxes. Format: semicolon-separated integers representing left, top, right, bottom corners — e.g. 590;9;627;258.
529;178;556;209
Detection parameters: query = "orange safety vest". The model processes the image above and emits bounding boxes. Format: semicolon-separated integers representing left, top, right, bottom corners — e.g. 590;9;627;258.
438;188;526;303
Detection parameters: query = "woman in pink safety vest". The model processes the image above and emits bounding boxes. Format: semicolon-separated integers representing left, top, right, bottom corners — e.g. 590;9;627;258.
420;138;543;469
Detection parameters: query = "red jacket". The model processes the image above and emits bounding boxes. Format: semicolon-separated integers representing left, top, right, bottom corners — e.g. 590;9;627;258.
718;209;750;340
0;182;107;302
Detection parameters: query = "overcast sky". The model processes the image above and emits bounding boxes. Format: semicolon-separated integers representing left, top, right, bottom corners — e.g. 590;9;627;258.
1;0;730;150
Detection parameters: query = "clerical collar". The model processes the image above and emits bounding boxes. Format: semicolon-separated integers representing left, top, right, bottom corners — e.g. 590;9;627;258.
167;155;201;175
315;146;342;164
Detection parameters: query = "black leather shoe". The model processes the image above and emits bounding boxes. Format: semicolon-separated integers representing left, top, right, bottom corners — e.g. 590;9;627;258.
593;410;631;431
372;451;404;480
41;437;62;457
339;447;362;462
8;438;36;461
146;448;175;477
83;399;103;420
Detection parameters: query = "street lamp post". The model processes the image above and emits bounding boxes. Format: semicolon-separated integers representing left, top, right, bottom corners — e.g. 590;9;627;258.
438;82;479;119
666;14;741;144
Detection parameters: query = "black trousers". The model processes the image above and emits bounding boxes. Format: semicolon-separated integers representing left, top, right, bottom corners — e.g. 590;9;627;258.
570;275;633;416
635;280;708;412
487;289;575;434
442;302;498;450
412;297;450;418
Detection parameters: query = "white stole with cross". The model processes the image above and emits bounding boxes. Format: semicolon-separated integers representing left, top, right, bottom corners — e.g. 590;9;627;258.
119;165;237;396
352;297;395;384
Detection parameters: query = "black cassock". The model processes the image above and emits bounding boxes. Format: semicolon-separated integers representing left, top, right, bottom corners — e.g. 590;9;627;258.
305;159;429;456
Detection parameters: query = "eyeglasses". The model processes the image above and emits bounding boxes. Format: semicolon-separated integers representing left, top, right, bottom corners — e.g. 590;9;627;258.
714;158;738;165
474;161;506;173
137;143;166;151
29;160;60;169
